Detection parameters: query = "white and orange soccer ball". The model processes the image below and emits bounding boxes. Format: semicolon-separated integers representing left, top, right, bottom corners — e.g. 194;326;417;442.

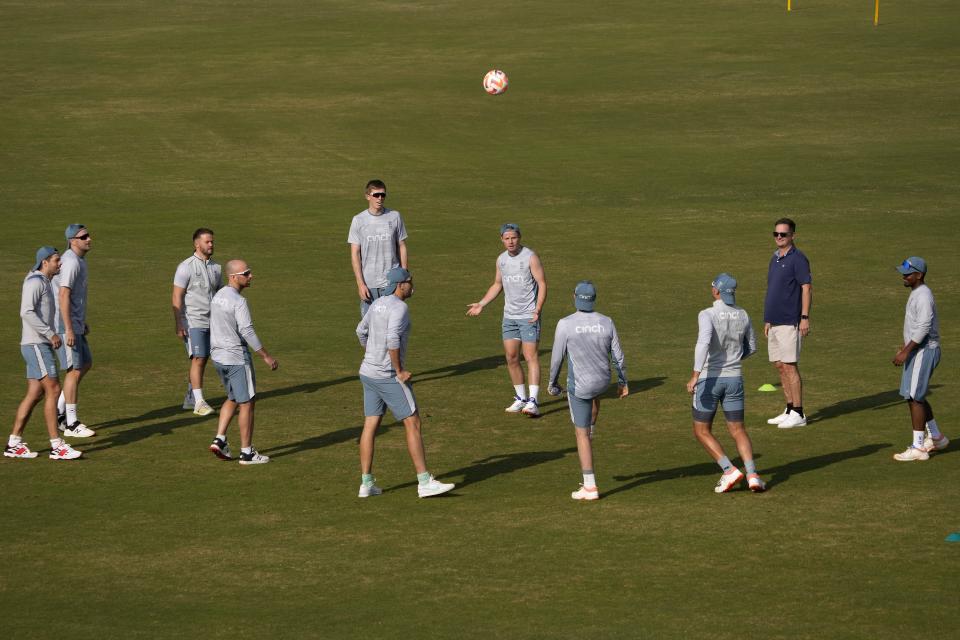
483;69;509;95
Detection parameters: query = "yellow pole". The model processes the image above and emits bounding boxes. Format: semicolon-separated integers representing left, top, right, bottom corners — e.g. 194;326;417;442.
874;0;879;25
788;0;792;12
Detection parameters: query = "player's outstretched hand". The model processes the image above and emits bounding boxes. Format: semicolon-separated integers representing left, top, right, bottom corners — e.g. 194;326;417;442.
466;303;484;317
548;384;563;397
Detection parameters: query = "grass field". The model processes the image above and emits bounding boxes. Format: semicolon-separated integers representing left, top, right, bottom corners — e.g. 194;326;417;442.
2;1;959;638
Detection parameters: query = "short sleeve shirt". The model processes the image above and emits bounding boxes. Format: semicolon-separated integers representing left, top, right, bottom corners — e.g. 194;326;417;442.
52;249;88;334
764;246;811;325
347;209;408;289
173;255;222;329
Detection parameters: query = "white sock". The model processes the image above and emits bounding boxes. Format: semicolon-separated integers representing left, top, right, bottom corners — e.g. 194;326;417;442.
513;384;526;400
912;430;925;449
528;385;539;402
241;447;252;455
192;388;205;403
58;392;66;414
8;434;22;447
66;404;78;426
926;419;942;439
582;471;596;488
50;438;64;448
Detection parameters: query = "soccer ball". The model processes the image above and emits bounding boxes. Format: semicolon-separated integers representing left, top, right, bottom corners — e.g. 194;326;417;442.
483;69;509;95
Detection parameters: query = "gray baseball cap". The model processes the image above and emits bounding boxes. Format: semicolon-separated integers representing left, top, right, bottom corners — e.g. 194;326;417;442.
65;223;87;247
712;273;737;305
384;267;412;295
32;246;59;271
500;223;520;236
574;281;596;312
896;256;927;275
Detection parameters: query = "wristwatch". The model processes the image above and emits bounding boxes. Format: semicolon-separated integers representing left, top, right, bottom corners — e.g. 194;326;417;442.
800;315;809;320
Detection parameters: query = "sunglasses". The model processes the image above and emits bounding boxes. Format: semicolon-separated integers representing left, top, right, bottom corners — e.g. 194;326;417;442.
369;192;387;198
901;260;921;274
772;231;792;238
74;234;91;240
230;269;252;277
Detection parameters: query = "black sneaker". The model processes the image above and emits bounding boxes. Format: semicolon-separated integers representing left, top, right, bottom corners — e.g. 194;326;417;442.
238;448;269;465
209;437;232;460
57;413;67;433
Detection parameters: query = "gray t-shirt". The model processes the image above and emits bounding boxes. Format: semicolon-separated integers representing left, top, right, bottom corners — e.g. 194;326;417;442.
52;248;87;334
549;311;626;399
21;271;57;346
173;254;222;329
347;208;408;289
499;246;539;319
356;294;410;379
210;286;263;366
693;300;757;378
904;284;939;348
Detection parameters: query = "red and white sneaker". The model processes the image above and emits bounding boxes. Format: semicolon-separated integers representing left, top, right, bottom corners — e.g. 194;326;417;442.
4;441;38;459
571;485;599;501
747;473;767;493
922;434;949;454
49;442;82;460
714;468;744;493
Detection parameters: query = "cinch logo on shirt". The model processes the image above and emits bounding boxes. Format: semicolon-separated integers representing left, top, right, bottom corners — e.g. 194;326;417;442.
576;324;605;334
717;311;742;320
365;232;391;242
503;274;526;283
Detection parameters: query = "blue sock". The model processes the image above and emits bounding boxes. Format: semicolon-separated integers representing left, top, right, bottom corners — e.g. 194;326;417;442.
745;459;757;475
417;472;431;486
361;473;374;486
717;456;733;472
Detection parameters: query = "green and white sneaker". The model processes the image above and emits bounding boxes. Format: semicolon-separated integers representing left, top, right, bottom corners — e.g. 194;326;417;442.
417;476;454;498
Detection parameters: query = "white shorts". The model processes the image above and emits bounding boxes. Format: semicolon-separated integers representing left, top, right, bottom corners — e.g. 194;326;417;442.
768;324;801;363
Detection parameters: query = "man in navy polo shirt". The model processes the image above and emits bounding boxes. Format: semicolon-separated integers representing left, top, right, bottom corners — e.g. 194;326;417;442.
763;218;812;429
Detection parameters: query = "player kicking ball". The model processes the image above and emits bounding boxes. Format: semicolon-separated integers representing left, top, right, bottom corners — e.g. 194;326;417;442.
547;282;627;501
687;274;765;493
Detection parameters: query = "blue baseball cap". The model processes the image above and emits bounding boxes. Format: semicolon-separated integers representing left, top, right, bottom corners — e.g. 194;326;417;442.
500;223;520;236
384;267;412;295
896;257;927;275
65;223;87;246
574;281;597;312
32;246;59;271
712;273;737;305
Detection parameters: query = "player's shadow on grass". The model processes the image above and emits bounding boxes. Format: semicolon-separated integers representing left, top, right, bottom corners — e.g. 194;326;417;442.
260;421;400;458
806;386;940;424
414;350;551;383
385;446;578;493
605;443;889;497
80;415;210;454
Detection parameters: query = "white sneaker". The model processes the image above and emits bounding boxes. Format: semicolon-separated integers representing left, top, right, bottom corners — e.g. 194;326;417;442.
63;422;96;438
358;483;383;498
922;434;949;453
777;412;807;429
193;400;215;417
521;398;540;417
239;449;270;465
767;410;789;425
50;442;82;460
571;484;599;501
893;446;929;462
182;390;194;410
417;476;454;498
4;442;38;459
714;468;744;493
747;474;767;493
505;396;527;413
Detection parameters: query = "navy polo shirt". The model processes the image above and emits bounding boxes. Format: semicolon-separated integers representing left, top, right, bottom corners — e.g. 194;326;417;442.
764;246;812;325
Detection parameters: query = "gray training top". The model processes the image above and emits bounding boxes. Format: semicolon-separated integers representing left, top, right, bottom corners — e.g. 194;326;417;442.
693;300;757;378
347;208;408;289
903;284;939;348
499;246;539;319
52;248;87;334
356;294;410;379
21;271;58;346
173;254;222;329
549;311;626;399
210;286;263;366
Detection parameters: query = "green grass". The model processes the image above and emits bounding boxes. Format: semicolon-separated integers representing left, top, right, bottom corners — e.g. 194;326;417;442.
1;1;959;638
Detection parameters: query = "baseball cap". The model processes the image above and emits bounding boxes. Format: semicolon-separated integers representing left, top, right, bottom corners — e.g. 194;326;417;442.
65;223;87;245
32;246;59;271
712;273;737;305
500;223;520;236
896;256;927;275
574;281;597;312
384;267;412;295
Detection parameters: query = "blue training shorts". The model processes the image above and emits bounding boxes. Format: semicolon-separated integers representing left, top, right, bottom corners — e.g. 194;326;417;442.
184;328;211;358
215;359;256;403
900;346;940;401
501;317;540;343
360;374;417;421
692;376;745;422
21;344;59;380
